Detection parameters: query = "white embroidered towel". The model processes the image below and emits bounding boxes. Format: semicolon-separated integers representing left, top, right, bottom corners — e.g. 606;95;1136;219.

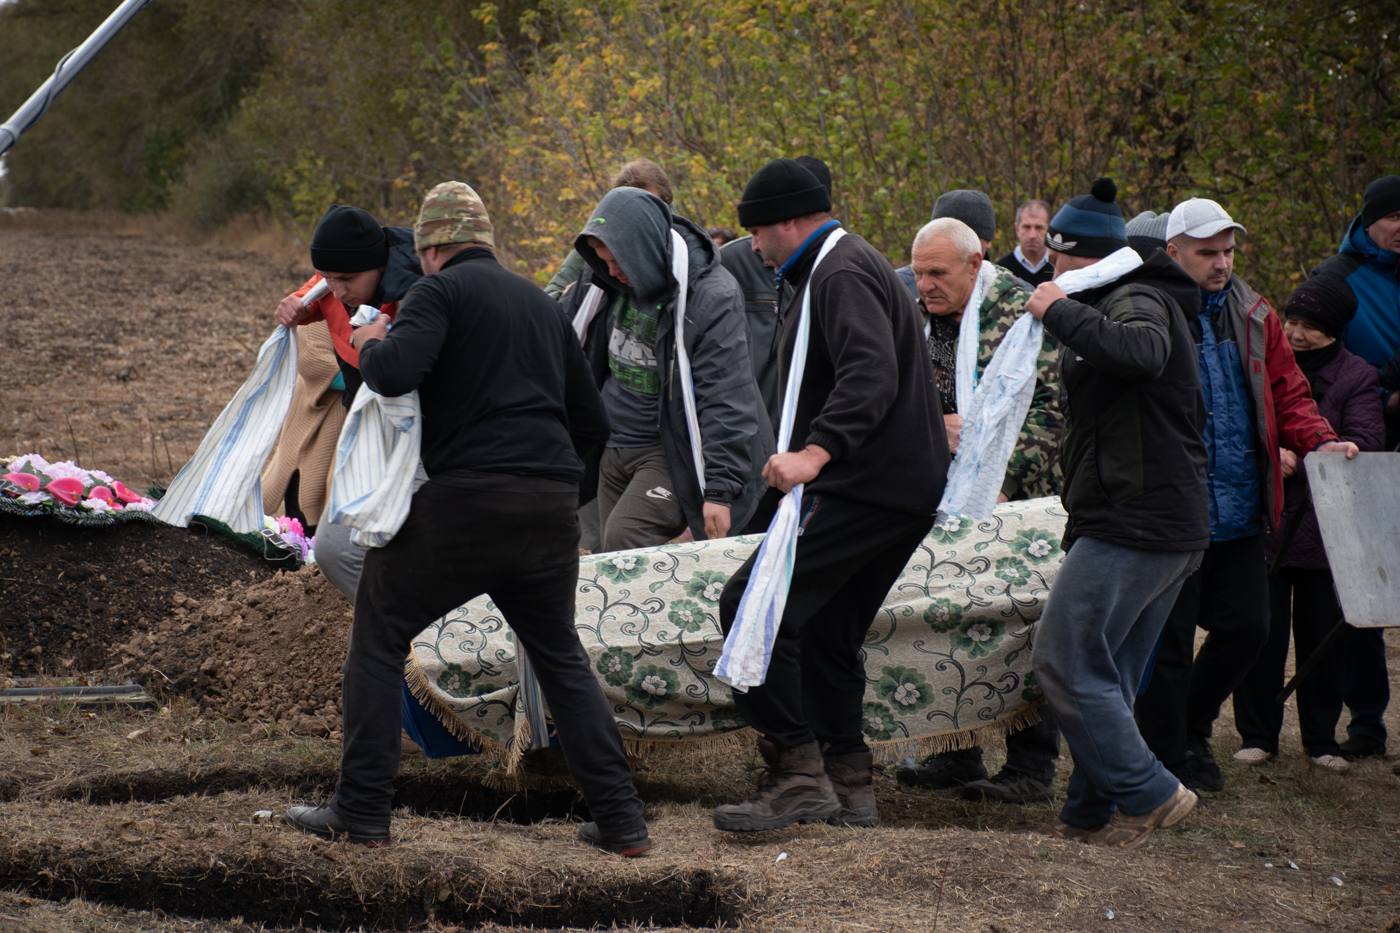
326;304;424;548
715;228;847;691
938;247;1144;520
152;326;298;533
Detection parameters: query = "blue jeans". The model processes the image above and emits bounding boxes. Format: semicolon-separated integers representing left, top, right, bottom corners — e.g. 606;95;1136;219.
1033;537;1202;828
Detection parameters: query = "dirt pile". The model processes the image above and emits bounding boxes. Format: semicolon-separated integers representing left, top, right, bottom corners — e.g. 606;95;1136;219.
0;514;279;675
114;565;353;735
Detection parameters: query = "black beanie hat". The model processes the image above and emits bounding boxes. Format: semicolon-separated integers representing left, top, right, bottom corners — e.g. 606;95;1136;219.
1361;175;1400;230
1046;178;1129;258
794;155;833;199
1284;275;1358;339
310;205;389;273
737;158;832;227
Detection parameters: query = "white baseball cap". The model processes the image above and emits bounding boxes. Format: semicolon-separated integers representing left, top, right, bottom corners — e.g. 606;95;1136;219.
1166;198;1247;240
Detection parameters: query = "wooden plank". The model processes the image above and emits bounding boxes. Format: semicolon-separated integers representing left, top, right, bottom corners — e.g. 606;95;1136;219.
1304;452;1400;628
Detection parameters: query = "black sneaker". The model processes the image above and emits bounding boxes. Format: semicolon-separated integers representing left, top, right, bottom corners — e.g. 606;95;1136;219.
1338;734;1386;761
961;769;1054;804
895;746;987;789
284;805;391;847
577;822;653;857
1186;736;1224;793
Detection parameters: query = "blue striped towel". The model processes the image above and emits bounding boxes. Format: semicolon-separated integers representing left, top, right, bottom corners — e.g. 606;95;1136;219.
938;247;1144;521
715;228;847;691
152;326;298;533
325;384;422;549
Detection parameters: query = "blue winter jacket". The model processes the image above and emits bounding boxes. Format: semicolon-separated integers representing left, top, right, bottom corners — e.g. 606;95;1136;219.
1312;217;1400;404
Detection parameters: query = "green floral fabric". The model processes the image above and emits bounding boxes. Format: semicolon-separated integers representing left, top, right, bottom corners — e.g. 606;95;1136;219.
408;498;1068;757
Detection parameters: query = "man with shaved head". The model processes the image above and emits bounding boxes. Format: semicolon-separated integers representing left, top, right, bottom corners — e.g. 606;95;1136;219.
895;216;1065;804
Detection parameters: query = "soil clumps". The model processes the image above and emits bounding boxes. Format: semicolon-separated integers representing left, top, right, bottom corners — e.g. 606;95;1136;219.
113;565;353;736
0;514;280;675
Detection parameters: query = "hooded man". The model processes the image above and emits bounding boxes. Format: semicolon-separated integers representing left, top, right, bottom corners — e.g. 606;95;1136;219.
284;182;649;856
1022;177;1209;849
1134;198;1356;795
560;187;772;550
711;159;947;833
1310;174;1400;762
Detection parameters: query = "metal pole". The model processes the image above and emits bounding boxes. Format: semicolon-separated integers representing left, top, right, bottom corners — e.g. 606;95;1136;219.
0;0;155;158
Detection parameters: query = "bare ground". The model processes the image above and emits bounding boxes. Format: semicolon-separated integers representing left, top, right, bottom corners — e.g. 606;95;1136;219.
1;214;1399;931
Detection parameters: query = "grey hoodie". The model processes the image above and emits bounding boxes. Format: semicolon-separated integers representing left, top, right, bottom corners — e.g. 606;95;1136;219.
566;189;774;537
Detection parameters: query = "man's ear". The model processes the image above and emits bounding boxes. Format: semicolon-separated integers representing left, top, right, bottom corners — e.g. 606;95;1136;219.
1165;241;1180;261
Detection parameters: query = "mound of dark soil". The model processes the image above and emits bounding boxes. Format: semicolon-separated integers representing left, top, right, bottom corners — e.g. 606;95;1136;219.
0;514;282;675
114;565;353;735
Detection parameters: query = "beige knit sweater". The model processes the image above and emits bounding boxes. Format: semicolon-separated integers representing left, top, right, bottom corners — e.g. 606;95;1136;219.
261;321;345;525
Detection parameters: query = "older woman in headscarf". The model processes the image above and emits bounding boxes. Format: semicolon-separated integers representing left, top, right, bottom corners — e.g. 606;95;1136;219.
1231;275;1386;774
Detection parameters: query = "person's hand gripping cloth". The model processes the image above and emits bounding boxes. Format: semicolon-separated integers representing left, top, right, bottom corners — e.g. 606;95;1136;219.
938;247;1144;520
714;228;847;692
325;305;425;548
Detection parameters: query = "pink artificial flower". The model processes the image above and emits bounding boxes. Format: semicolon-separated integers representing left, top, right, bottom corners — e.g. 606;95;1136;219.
3;472;40;491
42;461;93;486
88;485;114;502
44;477;85;506
277;515;305;538
8;454;49;473
111;481;146;505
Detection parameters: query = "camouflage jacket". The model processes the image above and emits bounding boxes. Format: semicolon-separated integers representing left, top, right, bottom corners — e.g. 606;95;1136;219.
974;268;1064;499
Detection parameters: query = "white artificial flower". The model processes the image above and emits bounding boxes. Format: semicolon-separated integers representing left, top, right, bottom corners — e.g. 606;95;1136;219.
82;498;114;513
18;491;50;505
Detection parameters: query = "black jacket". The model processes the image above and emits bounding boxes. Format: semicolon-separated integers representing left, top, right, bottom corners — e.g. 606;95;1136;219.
778;228;948;516
564;211;774;538
358;247;609;483
1041;251;1208;552
720;235;791;427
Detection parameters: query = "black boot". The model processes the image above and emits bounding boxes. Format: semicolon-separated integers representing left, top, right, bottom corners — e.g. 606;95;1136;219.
713;739;840;832
824;749;880;827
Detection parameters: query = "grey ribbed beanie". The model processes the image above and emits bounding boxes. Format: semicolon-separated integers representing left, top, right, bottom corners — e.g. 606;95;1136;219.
1125;210;1169;254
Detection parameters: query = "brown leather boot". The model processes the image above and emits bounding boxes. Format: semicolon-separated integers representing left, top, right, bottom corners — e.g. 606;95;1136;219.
824;750;880;827
713;739;840;831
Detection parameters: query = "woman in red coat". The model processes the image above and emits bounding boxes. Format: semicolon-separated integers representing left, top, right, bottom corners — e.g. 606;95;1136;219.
1232;276;1386;773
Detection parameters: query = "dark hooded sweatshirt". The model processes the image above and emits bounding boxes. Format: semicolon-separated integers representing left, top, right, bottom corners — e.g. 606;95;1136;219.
1040;251;1209;552
775;226;948;517
564;188;774;538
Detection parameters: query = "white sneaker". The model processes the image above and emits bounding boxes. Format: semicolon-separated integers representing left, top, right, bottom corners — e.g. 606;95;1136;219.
1310;754;1351;774
1233;747;1275;766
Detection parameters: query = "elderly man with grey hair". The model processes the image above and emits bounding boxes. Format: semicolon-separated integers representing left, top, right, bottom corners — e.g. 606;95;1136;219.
895;216;1066;805
896;190;998;302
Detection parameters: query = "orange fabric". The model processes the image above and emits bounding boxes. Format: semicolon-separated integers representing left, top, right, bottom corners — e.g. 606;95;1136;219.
292;274;398;369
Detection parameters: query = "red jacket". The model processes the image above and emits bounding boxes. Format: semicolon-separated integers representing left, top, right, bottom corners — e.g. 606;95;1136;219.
292;274;399;369
1223;275;1338;530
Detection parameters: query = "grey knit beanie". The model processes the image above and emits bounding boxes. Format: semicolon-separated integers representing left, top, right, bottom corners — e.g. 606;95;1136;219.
1125;210;1169;255
932;190;996;242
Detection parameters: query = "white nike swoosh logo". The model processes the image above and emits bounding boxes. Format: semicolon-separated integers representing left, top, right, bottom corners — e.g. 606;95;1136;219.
645;487;674;500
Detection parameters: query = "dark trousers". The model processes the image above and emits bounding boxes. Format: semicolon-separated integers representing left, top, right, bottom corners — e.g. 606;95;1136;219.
1343;626;1390;744
1135;534;1270;769
1232;568;1345;756
719;492;933;755
1004;709;1061;779
333;478;645;834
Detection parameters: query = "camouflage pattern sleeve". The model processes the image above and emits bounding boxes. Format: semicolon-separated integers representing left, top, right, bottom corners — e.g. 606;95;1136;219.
976;271;1065;501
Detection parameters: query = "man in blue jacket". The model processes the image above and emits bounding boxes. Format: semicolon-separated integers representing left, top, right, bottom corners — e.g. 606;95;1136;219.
1310;174;1400;762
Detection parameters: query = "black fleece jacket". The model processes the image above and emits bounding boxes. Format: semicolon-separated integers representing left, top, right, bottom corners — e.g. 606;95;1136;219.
778;228;948;516
1041;250;1209;551
358;247;610;483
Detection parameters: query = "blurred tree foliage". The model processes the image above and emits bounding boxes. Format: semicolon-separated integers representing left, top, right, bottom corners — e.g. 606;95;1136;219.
1;0;1395;300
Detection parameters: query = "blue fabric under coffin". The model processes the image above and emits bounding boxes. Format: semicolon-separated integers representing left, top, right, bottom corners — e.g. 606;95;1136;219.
399;681;560;758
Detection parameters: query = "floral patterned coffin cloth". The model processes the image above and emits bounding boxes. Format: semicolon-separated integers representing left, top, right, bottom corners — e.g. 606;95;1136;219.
407;497;1066;771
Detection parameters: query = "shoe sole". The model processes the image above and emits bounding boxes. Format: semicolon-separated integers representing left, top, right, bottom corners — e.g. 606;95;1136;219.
826;806;880;828
713;799;841;832
283;813;391;847
582;838;654;857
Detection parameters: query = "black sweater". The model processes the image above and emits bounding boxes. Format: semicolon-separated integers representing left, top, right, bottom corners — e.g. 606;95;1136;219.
778;229;948;516
358;248;610;484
